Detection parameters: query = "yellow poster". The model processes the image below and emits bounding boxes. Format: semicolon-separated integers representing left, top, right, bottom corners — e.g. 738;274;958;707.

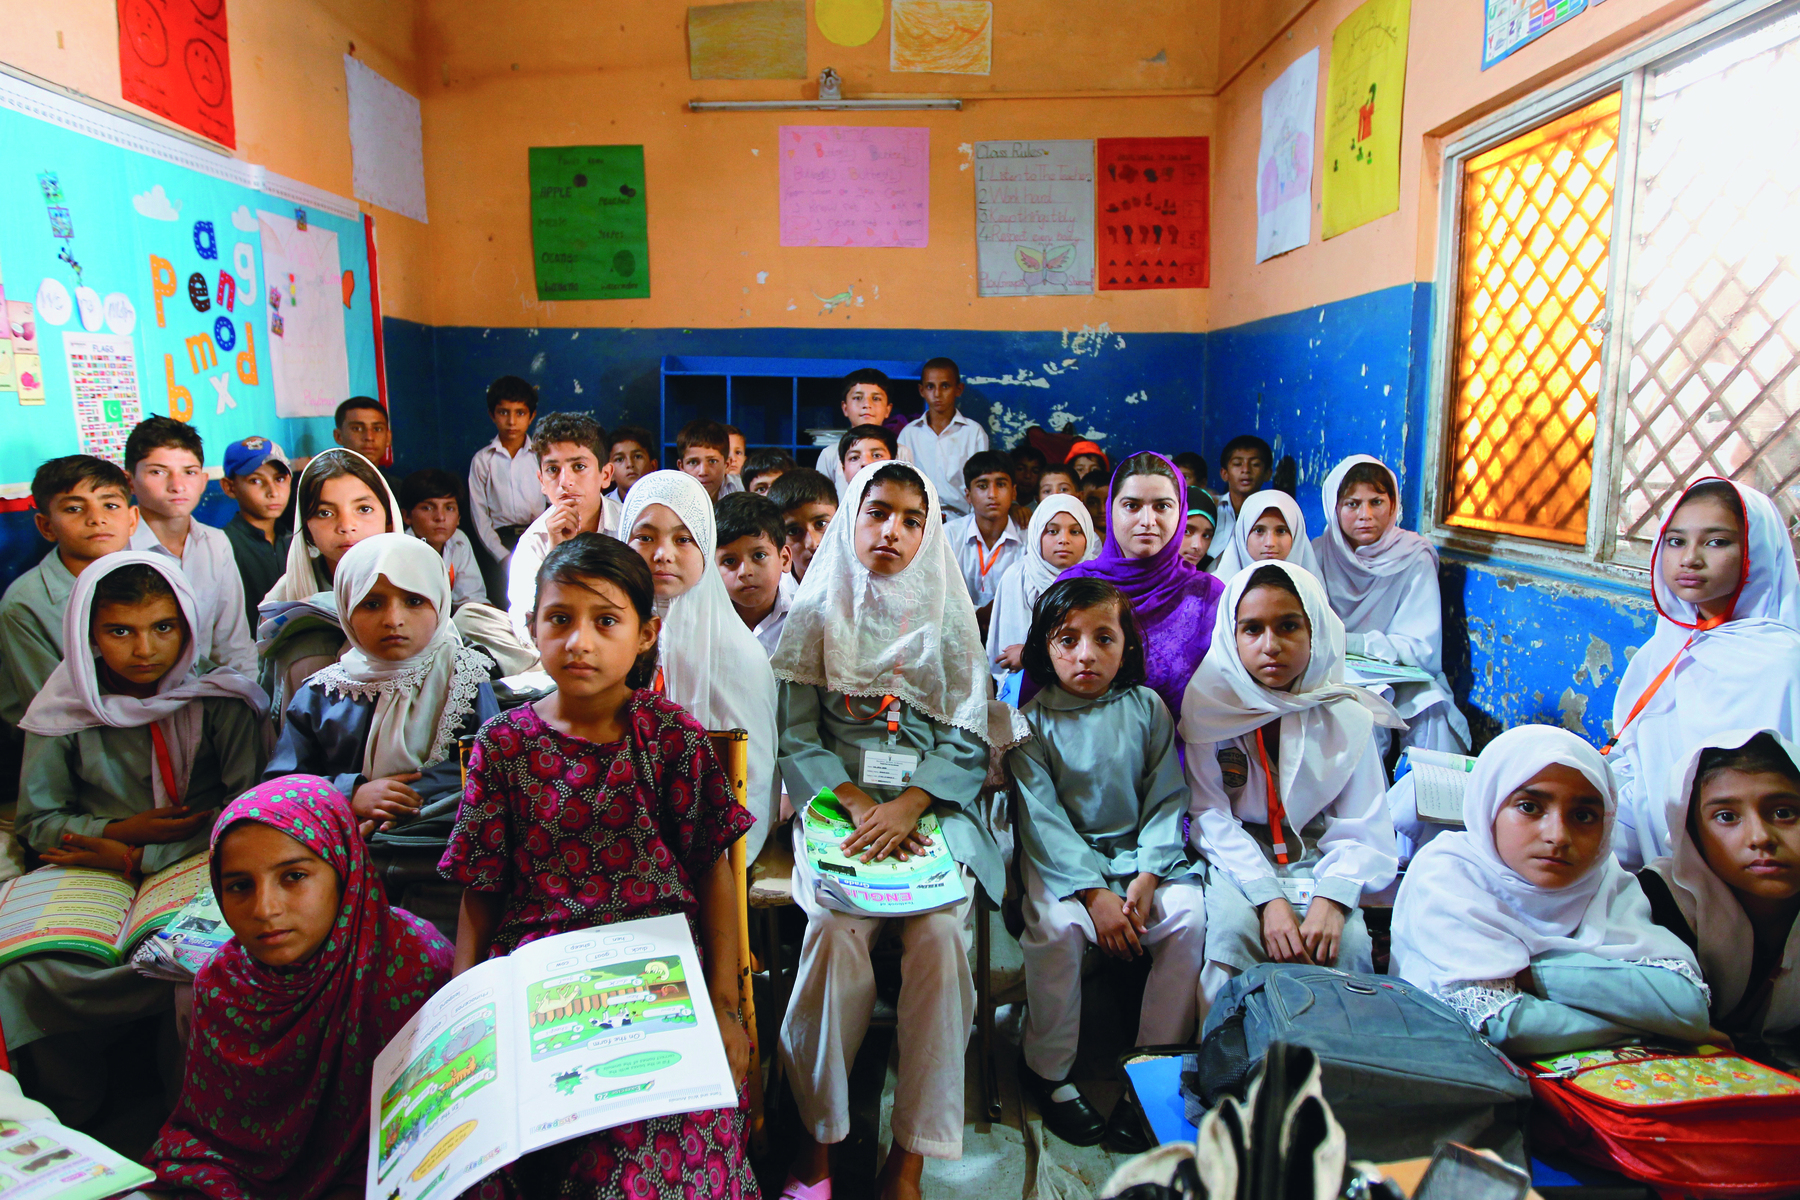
1320;0;1411;238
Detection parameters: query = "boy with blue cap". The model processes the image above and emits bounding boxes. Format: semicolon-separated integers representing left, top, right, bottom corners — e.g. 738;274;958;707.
219;435;292;614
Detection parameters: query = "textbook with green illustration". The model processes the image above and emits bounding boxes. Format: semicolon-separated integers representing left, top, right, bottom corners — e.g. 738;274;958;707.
0;852;211;970
0;1116;154;1199
366;914;737;1200
802;788;966;916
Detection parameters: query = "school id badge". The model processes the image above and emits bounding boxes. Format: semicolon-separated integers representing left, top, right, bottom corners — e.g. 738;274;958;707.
859;746;919;788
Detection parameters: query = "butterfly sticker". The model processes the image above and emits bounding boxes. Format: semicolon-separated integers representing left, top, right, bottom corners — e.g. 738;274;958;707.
1016;244;1077;289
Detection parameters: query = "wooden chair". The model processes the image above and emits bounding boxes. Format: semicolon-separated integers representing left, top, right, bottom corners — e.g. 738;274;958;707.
707;729;766;1149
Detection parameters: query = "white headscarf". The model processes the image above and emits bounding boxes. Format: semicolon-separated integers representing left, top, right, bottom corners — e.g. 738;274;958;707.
262;448;402;606
1208;490;1324;582
1392;724;1698;990
1611;479;1800;865
1312;455;1440;628
306;533;489;779
21;552;269;807
1179;560;1403;831
1649;728;1800;1033
619;471;780;862
773;461;1030;749
986;495;1099;667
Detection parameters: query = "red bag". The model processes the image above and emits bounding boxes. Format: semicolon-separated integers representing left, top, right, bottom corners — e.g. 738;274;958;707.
1525;1044;1800;1198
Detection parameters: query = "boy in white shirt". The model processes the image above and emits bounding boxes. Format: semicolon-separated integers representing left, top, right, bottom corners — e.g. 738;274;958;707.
813;369;915;498
400;469;486;608
606;424;657;505
714;491;795;655
944;450;1024;628
721;424;747;495
123;417;256;676
506;412;621;641
467;375;546;573
898;357;988;519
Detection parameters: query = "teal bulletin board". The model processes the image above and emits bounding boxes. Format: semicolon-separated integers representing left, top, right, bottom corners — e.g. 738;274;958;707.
0;73;381;492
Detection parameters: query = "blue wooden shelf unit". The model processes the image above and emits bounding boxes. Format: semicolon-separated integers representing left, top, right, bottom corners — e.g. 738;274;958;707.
658;355;923;470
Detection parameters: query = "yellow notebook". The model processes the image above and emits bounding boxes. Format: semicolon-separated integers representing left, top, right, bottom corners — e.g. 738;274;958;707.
0;852;210;969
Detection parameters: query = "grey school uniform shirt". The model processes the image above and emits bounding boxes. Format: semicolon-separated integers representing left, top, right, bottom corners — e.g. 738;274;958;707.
1009;683;1190;900
777;681;1001;904
0;550;76;728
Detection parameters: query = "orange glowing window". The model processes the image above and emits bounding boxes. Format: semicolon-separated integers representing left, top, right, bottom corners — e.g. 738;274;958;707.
1444;91;1621;545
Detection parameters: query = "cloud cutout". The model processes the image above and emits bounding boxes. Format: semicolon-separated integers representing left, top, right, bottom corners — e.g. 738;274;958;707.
230;204;258;232
132;185;181;221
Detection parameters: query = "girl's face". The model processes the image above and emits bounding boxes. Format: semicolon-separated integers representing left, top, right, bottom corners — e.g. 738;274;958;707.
1048;602;1126;699
1179;512;1215;567
1039;513;1089;569
1661;494;1745;620
347;575;437;662
1111;474;1181;560
1245;506;1294;561
217;822;342;969
1039;472;1078;500
629;504;707;599
534;576;659;699
1694;767;1800;907
1234;583;1310;691
1337;483;1395;548
1491;764;1607;888
307;473;389;569
92;594;187;698
853;480;929;576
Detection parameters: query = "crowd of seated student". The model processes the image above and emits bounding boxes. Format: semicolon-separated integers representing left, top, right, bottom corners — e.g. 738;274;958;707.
0;358;1797;1200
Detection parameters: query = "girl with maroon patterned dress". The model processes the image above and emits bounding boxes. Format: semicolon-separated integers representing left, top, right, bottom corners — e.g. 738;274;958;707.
441;533;758;1200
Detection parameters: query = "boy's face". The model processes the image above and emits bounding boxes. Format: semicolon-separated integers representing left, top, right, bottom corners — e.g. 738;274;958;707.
918;367;962;420
841;383;891;427
36;480;138;567
782;500;837;582
841;438;892;485
1040;471;1078;500
1179;464;1201;491
1221;450;1270;502
407;496;460;550
854;481;928;576
716;533;791;618
1013;457;1042;497
132;447;206;520
679;445;728;499
539;442;606;526
748;468;785;496
334;406;391;462
726;433;747;476
965;470;1015;526
609;439;653;498
490;399;533;447
1068;453;1105;477
222;463;291;524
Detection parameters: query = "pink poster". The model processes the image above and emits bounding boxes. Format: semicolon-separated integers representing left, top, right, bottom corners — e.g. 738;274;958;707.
779;126;929;248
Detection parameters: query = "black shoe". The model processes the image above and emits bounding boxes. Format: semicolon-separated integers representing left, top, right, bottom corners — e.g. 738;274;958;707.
1105;1094;1152;1154
1019;1061;1107;1146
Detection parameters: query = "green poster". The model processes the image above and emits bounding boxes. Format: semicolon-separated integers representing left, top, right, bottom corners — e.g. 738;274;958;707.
529;145;649;300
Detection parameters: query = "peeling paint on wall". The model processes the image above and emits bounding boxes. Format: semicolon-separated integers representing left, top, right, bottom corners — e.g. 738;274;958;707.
1557;688;1589;732
1575;634;1614;687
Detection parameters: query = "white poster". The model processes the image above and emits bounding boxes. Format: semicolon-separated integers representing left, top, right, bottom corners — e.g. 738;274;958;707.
1255;48;1319;263
345;56;428;223
259;211;350;419
975;139;1096;297
62;331;143;463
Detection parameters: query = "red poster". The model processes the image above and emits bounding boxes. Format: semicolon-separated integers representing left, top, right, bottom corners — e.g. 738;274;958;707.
118;0;235;148
1096;137;1209;290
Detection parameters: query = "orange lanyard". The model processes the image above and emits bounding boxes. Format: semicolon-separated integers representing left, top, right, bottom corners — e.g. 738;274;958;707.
1253;727;1290;865
844;694;901;741
973;536;1009;579
149;723;181;806
1602;614;1723;754
652;666;665;694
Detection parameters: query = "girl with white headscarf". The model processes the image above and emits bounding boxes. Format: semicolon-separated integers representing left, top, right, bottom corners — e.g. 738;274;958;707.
619;470;780;864
266;534;498;875
1180;560;1404;1001
770;461;1027;1191
1609;479;1800;871
1393;725;1710;1058
986;494;1099;680
1206;489;1324;582
1641;729;1800;1064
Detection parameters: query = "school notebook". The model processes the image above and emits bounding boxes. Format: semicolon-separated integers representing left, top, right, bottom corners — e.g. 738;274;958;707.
0;1116;155;1200
1396;748;1478;824
801;789;966;916
130;883;232;982
1344;653;1437;688
0;852;210;970
367;914;738;1200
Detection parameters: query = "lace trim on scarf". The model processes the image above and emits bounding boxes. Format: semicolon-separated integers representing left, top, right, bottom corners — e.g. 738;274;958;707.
1632;956;1714;1006
1439;980;1525;1030
311;645;488;767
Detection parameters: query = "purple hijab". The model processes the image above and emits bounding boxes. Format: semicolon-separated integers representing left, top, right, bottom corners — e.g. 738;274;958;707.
1061;451;1225;716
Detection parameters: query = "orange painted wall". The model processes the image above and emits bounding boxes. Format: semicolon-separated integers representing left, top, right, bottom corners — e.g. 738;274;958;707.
1208;0;1709;330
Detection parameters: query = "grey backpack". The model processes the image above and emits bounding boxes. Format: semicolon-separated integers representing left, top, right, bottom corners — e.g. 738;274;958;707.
1189;964;1533;1164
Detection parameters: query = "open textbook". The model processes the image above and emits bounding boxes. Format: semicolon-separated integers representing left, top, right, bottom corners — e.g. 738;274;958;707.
0;852;210;970
1397;748;1478;824
132;884;233;982
366;914;737;1200
0;1116;154;1200
802;789;966;916
1344;652;1437;688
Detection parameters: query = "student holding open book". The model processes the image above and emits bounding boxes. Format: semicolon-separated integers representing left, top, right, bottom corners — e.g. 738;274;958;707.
771;462;1028;1200
4;552;266;1123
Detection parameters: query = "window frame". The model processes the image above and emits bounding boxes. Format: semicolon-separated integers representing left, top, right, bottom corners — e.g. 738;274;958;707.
1421;0;1795;582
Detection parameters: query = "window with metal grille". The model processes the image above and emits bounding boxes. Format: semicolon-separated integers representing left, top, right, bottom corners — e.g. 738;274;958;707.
1430;1;1800;563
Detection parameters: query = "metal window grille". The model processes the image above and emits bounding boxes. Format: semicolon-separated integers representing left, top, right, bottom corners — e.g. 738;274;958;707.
1612;13;1800;557
1443;92;1621;545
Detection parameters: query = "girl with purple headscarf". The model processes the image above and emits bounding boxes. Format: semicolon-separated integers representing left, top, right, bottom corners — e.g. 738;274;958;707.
1061;453;1227;716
